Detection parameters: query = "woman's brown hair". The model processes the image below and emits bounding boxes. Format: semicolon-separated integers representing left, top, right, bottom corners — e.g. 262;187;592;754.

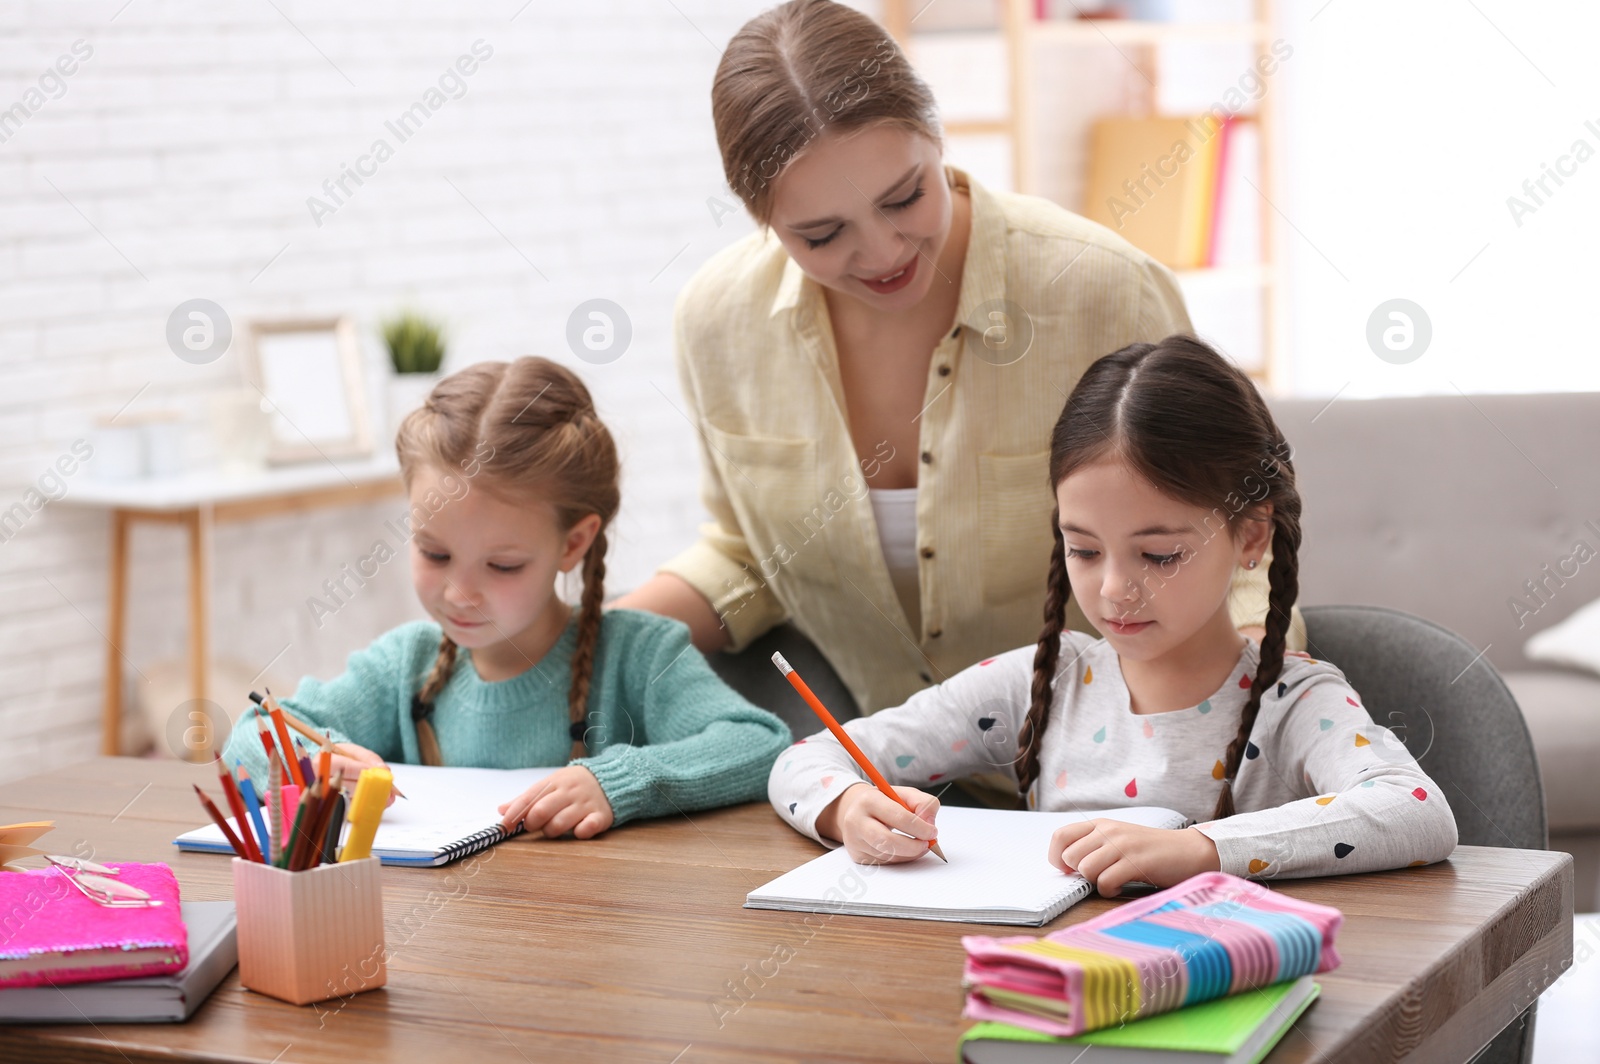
1015;335;1302;821
395;356;620;765
711;0;941;225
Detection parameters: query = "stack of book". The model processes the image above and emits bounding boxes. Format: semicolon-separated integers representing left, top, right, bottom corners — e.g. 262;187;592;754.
960;871;1340;1062
0;823;237;1023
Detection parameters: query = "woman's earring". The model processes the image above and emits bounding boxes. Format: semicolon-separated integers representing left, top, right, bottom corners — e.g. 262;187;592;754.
1246;559;1258;570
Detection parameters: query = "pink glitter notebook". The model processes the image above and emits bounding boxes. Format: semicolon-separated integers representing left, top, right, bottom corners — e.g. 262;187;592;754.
0;862;188;989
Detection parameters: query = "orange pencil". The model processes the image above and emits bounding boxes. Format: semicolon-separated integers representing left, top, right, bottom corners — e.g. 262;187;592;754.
317;735;332;788
771;652;946;862
263;688;306;789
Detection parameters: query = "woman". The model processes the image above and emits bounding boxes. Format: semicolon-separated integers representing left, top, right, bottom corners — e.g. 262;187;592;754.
617;0;1301;722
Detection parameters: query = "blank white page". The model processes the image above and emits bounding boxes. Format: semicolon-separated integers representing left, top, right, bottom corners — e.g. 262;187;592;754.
747;806;1189;922
367;764;558;855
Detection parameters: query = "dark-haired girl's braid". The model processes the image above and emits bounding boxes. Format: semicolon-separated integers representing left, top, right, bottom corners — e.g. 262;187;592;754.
1017;514;1072;799
411;635;457;766
565;527;608;762
1212;513;1301;819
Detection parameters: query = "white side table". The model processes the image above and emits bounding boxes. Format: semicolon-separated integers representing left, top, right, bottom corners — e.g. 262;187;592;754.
58;457;405;754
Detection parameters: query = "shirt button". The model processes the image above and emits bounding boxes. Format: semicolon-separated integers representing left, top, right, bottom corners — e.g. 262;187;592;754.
920;546;935;559
950;326;960;339
920;671;933;683
920;451;933;465
928;628;943;638
937;364;951;377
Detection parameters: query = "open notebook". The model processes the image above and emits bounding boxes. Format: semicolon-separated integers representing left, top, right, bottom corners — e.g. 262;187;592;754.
173;764;556;867
746;806;1191;926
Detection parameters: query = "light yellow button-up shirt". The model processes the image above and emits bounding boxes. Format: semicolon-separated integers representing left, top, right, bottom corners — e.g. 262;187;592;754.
661;166;1301;715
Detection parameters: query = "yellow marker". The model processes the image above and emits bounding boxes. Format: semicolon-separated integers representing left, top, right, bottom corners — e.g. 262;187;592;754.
337;766;393;863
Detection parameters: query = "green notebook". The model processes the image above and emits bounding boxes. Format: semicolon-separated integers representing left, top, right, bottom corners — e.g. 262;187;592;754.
959;976;1319;1064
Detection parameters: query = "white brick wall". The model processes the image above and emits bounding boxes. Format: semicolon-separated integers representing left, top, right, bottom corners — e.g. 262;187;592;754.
0;1;883;783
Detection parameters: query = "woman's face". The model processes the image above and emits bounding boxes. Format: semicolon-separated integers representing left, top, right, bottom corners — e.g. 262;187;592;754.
766;124;952;312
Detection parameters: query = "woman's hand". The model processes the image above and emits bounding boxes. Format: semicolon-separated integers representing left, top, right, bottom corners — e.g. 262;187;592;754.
328;742;396;807
496;765;614;839
1047;821;1221;897
815;782;941;865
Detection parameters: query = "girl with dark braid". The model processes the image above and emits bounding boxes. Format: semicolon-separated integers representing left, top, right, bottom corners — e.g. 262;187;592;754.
222;357;789;840
772;336;1457;894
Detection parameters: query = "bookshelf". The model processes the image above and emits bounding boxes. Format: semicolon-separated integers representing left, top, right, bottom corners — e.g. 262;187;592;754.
880;0;1283;389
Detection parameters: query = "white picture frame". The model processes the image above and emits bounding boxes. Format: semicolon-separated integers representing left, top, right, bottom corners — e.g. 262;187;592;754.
243;317;373;465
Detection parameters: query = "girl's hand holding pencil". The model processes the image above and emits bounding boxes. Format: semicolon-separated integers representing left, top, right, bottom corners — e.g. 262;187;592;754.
771;651;947;863
815;783;942;865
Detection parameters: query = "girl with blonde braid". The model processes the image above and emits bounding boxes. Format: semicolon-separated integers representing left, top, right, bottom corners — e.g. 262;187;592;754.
223;357;789;839
770;335;1458;894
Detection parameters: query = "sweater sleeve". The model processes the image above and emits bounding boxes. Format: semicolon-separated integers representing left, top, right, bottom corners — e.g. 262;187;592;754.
572;617;792;826
1193;669;1459;880
768;644;1036;845
217;625;417;786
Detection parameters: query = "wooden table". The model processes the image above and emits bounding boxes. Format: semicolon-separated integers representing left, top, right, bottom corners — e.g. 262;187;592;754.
58;459;405;756
0;758;1573;1063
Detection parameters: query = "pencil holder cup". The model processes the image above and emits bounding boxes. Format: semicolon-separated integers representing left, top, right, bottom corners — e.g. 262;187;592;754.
232;856;386;1005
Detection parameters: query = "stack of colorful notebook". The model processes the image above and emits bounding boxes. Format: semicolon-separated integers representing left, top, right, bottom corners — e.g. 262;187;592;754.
962;872;1342;1037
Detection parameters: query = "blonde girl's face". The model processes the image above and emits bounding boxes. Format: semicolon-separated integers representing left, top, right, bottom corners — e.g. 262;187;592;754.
406;465;596;658
767;124;951;311
1054;457;1272;663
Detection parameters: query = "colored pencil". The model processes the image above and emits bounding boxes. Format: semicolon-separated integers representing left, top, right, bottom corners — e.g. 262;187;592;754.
279;783;315;870
320;790;347;866
301;769;344;869
255;713;278;763
771;652;947;862
192;784;250;861
215;758;263;863
263;688;306;789
316;734;332;789
293;738;315;792
235;763;271;864
266;748;283;867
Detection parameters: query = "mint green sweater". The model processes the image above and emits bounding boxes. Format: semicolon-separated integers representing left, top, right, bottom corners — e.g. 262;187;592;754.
218;609;790;826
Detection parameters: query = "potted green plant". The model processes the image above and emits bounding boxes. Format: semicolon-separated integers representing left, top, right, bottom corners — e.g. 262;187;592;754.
380;310;445;439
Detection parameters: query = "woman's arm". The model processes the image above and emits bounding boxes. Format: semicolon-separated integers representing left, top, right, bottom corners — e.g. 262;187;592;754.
610;573;729;653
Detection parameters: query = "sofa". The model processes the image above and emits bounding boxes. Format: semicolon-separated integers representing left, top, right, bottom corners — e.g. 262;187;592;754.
1269;391;1600;906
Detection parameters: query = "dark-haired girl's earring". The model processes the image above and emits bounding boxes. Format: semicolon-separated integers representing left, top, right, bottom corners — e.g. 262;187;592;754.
1246;559;1258;570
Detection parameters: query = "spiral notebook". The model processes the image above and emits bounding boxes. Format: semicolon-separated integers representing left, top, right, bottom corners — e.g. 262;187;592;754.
746;806;1191;926
173;764;557;867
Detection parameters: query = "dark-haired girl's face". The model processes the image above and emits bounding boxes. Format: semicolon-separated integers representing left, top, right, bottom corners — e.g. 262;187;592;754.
768;125;951;311
1055;458;1272;664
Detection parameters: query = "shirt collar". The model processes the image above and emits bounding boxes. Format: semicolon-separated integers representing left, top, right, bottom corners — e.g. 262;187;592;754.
766;164;1007;324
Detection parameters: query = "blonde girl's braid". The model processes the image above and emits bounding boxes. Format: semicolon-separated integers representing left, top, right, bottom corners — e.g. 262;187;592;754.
1016;514;1072;799
1213;500;1302;819
411;634;456;766
565;524;608;761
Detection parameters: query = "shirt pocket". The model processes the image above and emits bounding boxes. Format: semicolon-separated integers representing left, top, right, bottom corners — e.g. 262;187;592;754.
978;449;1056;606
702;424;845;594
